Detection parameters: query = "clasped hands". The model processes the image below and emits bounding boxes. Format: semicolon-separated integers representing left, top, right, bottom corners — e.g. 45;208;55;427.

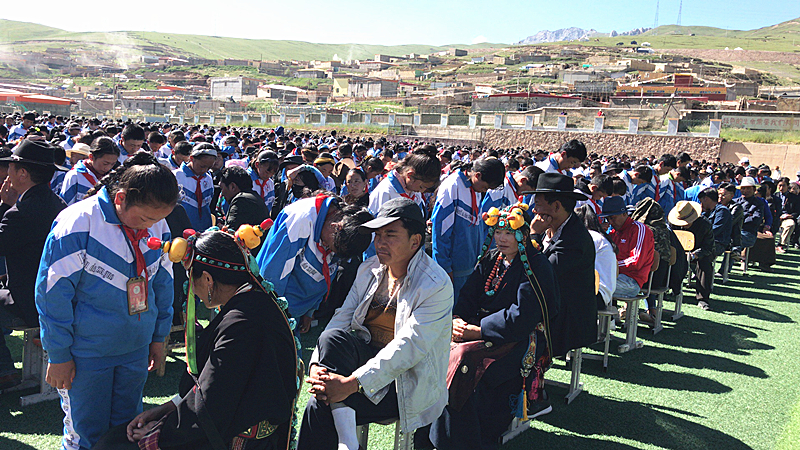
452;317;481;342
306;364;359;405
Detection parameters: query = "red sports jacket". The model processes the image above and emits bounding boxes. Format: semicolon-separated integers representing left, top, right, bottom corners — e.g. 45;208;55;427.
609;217;655;288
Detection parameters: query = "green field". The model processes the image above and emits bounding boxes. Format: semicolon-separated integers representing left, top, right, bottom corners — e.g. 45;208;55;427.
3;249;800;449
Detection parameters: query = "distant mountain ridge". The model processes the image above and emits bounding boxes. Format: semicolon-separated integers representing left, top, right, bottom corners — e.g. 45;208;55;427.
517;26;652;44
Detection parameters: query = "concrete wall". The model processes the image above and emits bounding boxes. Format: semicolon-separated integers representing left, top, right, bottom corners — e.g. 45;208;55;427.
482;129;722;160
719;142;800;172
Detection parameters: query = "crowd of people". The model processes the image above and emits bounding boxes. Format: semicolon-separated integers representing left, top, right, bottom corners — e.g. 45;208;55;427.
0;110;797;450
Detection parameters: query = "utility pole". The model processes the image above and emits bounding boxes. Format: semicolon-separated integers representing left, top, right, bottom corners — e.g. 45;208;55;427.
653;0;659;36
677;0;683;28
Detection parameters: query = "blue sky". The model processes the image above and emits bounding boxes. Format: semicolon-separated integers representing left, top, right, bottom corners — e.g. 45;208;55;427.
2;0;799;45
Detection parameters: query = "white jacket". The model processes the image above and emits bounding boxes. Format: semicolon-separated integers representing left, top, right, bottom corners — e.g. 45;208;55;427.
311;249;453;433
589;230;617;307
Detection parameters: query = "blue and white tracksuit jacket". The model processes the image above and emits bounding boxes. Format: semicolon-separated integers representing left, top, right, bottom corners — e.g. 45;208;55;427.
158;155;181;171
174;163;214;231
365;170;425;258
431;170;489;301
486;171;522;211
7;124;28;142
622;170;657;207
536;155;572;176
256;196;338;318
368;170;426;216
36;187;173;450
60;159;99;206
658;174;685;214
248;167;275;213
116;142;131;164
36;186;174;364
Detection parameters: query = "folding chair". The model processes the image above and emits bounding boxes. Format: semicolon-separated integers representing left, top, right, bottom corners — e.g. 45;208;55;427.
157;324;186;377
671;230;695;321
649;247;675;335
612;251;658;353
0;328;59;406
720;250;731;284
356;420;414;450
586;270;614;371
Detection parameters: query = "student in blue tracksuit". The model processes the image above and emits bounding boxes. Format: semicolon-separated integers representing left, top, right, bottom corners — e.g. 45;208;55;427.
367;145;441;217
7;112;35;143
366;145;441;257
622;165;657;207
485;165;543;211
535;139;587;176
256;194;373;333
248;149;279;214
115;124;146;164
157;140;192;171
173;143;216;231
60;137;120;205
36;153;180;450
658;165;689;214
432;157;505;303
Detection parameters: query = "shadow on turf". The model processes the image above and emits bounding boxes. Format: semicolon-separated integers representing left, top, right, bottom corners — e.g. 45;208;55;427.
522;393;751;450
0;436;39;450
638;315;774;355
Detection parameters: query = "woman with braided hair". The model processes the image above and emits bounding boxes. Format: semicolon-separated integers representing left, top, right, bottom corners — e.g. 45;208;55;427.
428;203;560;450
95;223;300;450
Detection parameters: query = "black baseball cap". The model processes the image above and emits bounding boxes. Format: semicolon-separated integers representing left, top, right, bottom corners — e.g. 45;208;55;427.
359;197;424;233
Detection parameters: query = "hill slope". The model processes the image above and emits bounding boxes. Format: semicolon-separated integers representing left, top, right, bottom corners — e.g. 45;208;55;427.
0;19;503;61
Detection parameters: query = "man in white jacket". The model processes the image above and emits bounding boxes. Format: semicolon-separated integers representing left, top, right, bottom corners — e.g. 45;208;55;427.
298;197;453;450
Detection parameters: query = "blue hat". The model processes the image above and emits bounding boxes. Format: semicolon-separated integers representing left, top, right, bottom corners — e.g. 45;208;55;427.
598;196;627;217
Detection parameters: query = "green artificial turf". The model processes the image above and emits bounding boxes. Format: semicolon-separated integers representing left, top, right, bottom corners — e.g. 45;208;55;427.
2;250;800;449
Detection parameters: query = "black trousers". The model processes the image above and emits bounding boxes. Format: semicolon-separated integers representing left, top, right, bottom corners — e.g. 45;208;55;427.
297;329;399;450
694;256;714;303
429;374;519;450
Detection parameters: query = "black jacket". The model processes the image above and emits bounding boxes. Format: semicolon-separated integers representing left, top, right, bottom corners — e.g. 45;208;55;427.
158;290;297;450
225;190;270;256
776;191;800;220
702;203;732;255
0;182;66;326
686;217;715;261
536;213;597;357
455;244;560;386
734;195;764;234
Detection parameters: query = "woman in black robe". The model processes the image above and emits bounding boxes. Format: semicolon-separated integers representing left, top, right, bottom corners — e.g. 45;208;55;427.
429;204;560;450
95;229;299;450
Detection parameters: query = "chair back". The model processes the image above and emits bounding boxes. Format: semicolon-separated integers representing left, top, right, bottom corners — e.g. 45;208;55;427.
594;269;600;295
669;246;677;266
673;230;695;252
651;250;660;273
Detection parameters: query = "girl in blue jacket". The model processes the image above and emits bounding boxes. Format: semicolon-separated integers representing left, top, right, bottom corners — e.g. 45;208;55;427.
36;153;180;450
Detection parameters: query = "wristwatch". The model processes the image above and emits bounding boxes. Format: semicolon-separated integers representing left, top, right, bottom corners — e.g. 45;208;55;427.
356;378;365;395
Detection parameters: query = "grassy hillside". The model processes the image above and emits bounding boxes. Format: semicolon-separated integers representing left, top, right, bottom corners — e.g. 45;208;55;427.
537;17;800;52
0;19;504;61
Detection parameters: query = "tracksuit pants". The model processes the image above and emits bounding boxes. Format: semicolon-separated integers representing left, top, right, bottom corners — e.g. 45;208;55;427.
58;346;149;450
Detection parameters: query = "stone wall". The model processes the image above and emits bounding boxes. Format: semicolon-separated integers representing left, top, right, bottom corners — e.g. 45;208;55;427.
719;142;800;173
481;129;722;161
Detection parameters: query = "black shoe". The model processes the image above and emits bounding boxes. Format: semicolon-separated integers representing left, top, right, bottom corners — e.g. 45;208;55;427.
697;301;710;311
528;390;552;419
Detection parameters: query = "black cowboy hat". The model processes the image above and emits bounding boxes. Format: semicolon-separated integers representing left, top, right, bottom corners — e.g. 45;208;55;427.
0;140;68;171
523;173;588;200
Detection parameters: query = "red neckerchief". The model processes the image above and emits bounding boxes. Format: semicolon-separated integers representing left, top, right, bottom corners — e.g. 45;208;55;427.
254;178;268;198
469;186;479;226
652;173;661;201
192;175;205;219
121;224;149;317
314;194;332;295
590;199;601;216
506;172;519;200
